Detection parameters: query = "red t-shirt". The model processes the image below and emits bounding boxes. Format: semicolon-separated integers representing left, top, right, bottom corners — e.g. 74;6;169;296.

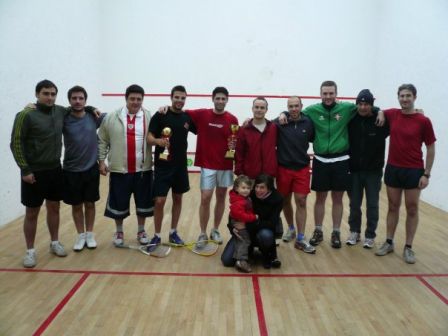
385;108;436;168
187;108;239;170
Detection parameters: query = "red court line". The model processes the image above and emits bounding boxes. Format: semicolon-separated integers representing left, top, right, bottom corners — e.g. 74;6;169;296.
33;273;90;336
252;276;268;336
102;93;356;100
417;276;448;305
2;267;446;335
1;268;447;278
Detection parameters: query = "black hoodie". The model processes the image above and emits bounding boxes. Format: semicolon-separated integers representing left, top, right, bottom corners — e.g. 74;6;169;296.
348;108;389;172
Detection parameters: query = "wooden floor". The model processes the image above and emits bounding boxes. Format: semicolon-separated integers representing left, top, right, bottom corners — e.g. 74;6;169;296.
1;174;447;336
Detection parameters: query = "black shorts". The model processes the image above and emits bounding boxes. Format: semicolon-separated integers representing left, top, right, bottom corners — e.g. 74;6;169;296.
104;171;154;219
21;166;63;207
311;159;351;192
63;163;100;205
153;165;190;197
384;164;424;189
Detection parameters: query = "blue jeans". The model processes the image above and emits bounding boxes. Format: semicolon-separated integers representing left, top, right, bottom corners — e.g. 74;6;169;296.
348;169;382;239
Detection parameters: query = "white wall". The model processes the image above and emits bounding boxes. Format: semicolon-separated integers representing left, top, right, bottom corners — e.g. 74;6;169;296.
372;0;448;210
1;0;446;226
0;0;102;225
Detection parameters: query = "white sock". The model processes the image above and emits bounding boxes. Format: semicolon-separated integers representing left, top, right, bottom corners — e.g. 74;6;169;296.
169;229;176;234
51;240;59;246
155;233;161;238
27;248;35;254
315;225;323;231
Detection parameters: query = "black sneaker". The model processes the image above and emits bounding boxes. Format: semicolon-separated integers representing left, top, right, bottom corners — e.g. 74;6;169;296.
262;258;272;269
270;259;282;268
309;229;323;246
331;231;341;248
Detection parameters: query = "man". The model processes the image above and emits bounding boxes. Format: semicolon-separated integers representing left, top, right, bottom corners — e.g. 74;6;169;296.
98;84;154;247
375;84;436;264
186;87;239;247
147;85;196;246
275;96;316;254
234;97;277;179
346;89;389;248
10;79;68;267
63;86;104;251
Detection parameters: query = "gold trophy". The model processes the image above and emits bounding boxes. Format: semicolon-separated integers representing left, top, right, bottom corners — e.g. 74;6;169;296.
225;124;239;159
159;127;172;160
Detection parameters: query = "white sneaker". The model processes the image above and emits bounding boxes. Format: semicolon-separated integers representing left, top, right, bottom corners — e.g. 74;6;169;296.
196;233;209;249
294;239;316;254
363;238;375;249
50;241;68;257
375;241;394;256
113;232;124;247
403;247;416;264
282;228;296;242
73;233;86;251
23;251;37;268
346;232;360;246
137;231;149;245
86;232;97;249
210;229;223;244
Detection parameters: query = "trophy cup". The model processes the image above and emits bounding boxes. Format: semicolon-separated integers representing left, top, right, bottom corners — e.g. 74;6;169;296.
159;127;172;160
225;124;239;159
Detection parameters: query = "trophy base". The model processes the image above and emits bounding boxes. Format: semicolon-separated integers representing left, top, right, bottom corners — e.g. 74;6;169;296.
225;150;235;160
159;153;169;160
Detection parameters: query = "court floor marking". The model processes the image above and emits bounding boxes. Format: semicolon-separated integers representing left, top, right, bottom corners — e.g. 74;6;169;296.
416;275;448;305
33;273;90;336
1;268;446;336
252;275;268;336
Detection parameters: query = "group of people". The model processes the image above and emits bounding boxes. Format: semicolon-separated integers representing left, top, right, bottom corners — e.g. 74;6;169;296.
10;79;436;271
225;81;435;272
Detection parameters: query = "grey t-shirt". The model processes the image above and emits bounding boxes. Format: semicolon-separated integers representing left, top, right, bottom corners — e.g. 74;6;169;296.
63;112;104;172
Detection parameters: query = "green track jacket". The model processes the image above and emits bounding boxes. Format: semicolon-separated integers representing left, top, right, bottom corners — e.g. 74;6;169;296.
303;102;357;155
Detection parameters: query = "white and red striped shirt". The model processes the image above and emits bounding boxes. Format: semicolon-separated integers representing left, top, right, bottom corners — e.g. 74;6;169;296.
122;107;146;173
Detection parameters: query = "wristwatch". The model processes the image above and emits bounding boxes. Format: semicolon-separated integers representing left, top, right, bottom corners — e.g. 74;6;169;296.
423;173;430;178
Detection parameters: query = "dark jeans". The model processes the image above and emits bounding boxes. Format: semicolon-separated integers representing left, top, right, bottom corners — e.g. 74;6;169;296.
347;169;382;239
221;228;276;267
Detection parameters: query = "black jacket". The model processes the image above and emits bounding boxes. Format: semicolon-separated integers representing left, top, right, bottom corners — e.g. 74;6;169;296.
348;110;389;172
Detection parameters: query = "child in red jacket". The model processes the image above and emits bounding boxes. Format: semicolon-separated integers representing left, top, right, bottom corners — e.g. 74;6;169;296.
229;175;258;272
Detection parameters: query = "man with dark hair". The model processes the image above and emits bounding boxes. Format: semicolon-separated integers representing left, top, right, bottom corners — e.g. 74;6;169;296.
98;84;154;247
63;86;105;251
376;84;436;263
147;85;196;247
187;87;239;247
346;89;389;248
10;79;68;267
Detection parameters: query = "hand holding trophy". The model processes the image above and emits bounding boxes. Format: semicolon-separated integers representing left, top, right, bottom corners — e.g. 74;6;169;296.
159;127;172;160
225;124;239;160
